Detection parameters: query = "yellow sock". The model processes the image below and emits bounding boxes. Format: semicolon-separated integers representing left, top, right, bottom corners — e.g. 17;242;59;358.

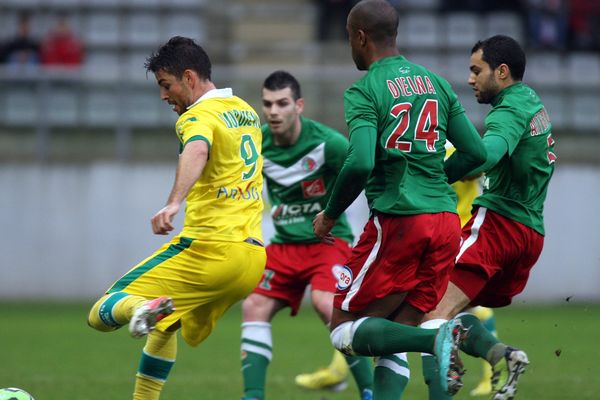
88;292;147;331
134;329;177;400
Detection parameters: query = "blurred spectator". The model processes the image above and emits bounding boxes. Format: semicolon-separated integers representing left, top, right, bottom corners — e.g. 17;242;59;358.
0;11;40;67
40;14;84;66
315;0;356;41
440;0;524;13
526;0;569;50
569;0;600;51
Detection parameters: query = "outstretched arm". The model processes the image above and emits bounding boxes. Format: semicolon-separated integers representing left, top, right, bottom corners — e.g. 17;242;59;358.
151;140;209;235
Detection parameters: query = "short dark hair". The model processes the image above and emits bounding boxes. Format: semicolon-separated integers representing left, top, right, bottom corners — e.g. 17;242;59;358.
472;35;526;81
349;0;398;45
145;36;211;80
263;70;302;100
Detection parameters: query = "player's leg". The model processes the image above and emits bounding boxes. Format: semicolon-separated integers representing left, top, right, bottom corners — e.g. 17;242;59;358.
241;293;286;400
331;214;465;396
133;327;177;400
373;352;409;400
311;289;373;399
469;306;496;396
330;298;465;396
421;282;473;400
426;282;524;400
88;292;147;332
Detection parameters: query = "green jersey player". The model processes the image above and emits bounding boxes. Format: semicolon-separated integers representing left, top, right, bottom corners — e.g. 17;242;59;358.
423;35;557;400
313;0;487;398
240;71;374;400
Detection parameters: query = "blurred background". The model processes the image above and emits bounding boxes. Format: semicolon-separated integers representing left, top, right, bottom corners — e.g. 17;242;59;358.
0;0;598;303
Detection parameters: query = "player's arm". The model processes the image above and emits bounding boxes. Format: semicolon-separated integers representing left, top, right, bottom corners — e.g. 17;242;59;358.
152;140;209;234
460;135;508;177
314;126;376;241
457;106;524;177
444;111;487;184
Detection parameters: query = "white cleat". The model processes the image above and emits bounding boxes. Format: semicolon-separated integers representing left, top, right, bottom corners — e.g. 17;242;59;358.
492;347;529;400
129;296;174;338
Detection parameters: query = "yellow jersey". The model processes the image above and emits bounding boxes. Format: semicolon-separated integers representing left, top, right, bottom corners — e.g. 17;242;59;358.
446;145;481;227
175;88;264;242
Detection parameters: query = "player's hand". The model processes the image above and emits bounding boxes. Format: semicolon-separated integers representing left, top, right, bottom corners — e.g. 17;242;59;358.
151;203;179;235
313;211;336;244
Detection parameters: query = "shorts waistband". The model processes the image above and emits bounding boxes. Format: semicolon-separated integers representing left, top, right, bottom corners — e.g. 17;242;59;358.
244;237;264;247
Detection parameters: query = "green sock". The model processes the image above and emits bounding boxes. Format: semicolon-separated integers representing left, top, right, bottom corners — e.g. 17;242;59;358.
345;355;374;395
241;322;272;400
374;353;409;400
241;352;269;399
352;318;436;356
458;313;505;365
421;354;451;400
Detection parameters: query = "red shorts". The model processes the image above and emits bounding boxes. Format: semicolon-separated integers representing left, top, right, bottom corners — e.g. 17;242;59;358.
451;207;544;308
253;238;351;315
333;212;461;314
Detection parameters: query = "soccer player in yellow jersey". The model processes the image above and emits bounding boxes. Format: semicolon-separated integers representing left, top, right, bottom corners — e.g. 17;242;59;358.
87;36;266;400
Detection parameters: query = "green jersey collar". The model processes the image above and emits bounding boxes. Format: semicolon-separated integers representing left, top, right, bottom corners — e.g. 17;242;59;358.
491;82;524;106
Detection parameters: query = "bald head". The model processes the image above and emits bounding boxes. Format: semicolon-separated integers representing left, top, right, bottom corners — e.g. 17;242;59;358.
348;0;398;46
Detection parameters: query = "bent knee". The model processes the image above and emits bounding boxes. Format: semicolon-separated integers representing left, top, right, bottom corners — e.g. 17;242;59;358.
330;318;369;356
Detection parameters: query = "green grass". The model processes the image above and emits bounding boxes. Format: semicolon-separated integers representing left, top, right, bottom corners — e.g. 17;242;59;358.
1;302;598;399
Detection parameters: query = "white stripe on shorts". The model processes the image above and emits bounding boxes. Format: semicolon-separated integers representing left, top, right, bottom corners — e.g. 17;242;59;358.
456;207;487;262
341;215;383;311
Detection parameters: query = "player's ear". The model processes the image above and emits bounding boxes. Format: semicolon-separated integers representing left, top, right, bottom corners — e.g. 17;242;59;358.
497;63;511;81
182;69;198;86
295;97;305;113
358;29;367;47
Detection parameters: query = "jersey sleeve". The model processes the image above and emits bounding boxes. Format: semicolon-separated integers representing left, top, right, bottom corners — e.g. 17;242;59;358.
325;131;350;173
484;105;527;155
176;113;214;152
344;84;377;131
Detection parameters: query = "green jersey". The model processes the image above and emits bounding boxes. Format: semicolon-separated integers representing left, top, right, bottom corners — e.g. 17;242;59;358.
475;82;556;235
262;117;354;244
343;55;476;215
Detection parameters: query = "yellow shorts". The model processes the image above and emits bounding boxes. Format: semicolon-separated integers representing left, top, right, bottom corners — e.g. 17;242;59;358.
107;236;266;346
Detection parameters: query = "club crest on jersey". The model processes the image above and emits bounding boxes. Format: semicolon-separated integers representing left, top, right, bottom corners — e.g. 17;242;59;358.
335;265;353;291
301;177;326;198
301;156;317;172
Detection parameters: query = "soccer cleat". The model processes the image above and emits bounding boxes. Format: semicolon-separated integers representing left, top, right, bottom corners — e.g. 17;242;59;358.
491;347;529;400
470;379;492;396
129;296;174;338
434;319;467;396
294;367;349;392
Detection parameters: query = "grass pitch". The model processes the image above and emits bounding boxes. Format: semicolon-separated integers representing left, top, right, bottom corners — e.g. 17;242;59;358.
1;301;598;399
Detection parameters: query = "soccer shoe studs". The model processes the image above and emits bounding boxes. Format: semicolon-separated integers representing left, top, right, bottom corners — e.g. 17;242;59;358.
491;347;529;400
434;319;467;396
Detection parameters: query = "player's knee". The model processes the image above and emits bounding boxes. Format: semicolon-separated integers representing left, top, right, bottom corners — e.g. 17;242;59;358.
330;318;368;356
311;291;334;323
241;293;276;322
